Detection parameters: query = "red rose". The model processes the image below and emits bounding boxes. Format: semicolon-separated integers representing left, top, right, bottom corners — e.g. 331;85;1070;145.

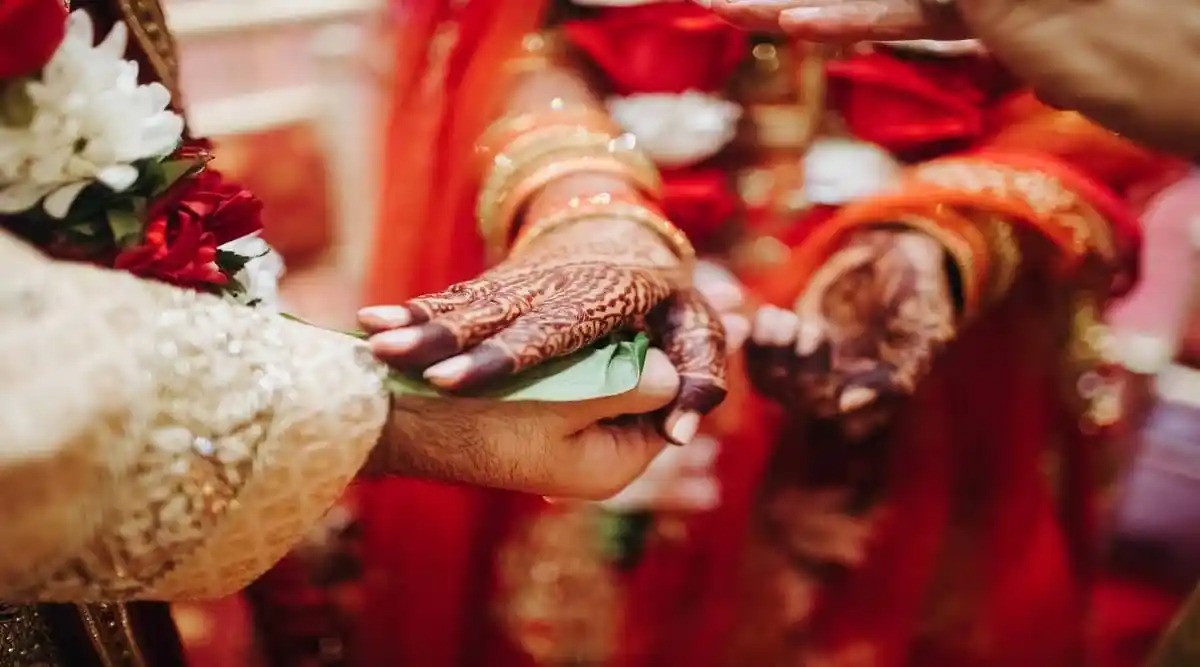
564;4;747;95
115;169;263;289
0;0;68;79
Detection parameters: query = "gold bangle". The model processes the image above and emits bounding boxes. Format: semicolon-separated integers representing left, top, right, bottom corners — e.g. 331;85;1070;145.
476;108;618;161
497;154;661;235
478;129;620;226
485;126;618;181
894;213;991;320
479;135;662;247
512;194;695;264
513;192;645;256
979;217;1022;302
484;154;662;252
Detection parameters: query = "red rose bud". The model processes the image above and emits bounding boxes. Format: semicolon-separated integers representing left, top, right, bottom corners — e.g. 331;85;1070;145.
564;3;747;95
116;169;263;289
0;0;68;79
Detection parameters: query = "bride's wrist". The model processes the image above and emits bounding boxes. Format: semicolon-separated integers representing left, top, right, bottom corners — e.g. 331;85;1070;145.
516;180;694;264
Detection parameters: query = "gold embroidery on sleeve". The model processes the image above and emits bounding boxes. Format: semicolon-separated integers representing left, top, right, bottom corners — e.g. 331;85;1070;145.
116;0;180;101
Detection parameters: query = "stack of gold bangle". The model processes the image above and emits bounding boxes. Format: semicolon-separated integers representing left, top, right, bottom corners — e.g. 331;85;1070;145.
811;195;1021;322
475;109;663;252
511;191;696;264
894;211;993;320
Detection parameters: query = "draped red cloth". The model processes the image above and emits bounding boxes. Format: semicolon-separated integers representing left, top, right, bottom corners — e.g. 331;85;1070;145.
355;3;1185;664
358;3;550;665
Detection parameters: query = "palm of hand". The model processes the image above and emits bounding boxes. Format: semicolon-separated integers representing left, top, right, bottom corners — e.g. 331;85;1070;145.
746;230;955;439
364;218;728;431
954;0;1186;148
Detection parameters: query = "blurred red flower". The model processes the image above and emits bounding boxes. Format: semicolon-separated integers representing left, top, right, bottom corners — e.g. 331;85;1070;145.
0;0;68;79
564;3;747;95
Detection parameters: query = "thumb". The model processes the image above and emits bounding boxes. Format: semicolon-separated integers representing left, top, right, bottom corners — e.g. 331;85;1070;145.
559;349;680;429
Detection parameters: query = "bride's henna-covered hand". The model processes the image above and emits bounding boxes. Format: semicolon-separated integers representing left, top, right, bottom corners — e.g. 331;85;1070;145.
360;218;728;442
746;229;956;440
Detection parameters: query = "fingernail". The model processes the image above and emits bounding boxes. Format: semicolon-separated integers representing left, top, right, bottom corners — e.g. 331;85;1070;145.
372;327;423;352
752;308;777;346
839;386;877;412
795;320;823;356
771;309;799;347
781;6;825;20
722;314;750;353
666;411;701;446
752;306;796;347
424;355;473;385
358;306;412;327
783;3;882;22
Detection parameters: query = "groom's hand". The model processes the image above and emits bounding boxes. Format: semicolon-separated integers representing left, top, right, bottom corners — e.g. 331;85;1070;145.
702;0;1200;155
364;349;682;500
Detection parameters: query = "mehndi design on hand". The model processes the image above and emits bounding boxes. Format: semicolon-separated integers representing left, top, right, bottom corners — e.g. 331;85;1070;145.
648;288;728;443
361;218;728;442
746;229;956;440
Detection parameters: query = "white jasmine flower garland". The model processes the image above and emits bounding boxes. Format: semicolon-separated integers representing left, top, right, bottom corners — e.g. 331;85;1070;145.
0;11;184;218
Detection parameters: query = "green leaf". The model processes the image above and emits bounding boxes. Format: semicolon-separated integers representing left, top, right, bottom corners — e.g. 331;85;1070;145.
153;159;203;197
106;208;143;246
384;333;650;401
597;510;654;569
279;313;651;403
215;249;255;275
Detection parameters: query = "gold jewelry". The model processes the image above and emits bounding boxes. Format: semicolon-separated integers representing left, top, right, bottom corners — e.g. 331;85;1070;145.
493;153;661;242
512;193;695;263
979;217;1022;302
476;107;618;163
893;211;991;320
478;132;661;249
478;129;620;239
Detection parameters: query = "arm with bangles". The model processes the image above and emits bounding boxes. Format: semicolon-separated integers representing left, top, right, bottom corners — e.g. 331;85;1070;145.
746;101;1185;435
362;37;730;445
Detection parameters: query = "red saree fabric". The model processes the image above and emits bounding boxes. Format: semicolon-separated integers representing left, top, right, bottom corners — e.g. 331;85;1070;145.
358;2;550;665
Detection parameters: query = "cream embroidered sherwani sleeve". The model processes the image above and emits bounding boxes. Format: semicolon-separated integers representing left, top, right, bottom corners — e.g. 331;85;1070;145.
0;230;390;602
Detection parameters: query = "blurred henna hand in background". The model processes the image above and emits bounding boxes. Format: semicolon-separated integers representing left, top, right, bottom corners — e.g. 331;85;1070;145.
746;229;956;440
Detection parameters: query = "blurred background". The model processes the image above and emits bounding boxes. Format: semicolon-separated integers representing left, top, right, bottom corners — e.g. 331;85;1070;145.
171;0;387;330
159;1;1200;663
